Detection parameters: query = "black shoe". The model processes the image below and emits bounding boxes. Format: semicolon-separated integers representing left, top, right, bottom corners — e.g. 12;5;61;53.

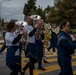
38;67;46;71
0;52;3;55
33;66;36;69
21;72;24;75
20;70;25;75
43;60;49;63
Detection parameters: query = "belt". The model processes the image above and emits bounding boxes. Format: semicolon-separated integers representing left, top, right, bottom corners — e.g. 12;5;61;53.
6;44;20;46
29;43;34;44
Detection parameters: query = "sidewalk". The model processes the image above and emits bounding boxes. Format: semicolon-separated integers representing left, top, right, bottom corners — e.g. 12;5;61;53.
0;53;10;75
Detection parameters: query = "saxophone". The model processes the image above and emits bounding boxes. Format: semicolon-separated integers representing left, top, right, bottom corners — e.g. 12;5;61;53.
43;24;51;48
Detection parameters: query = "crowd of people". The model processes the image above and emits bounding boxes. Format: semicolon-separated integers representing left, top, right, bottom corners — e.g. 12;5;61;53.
0;15;76;75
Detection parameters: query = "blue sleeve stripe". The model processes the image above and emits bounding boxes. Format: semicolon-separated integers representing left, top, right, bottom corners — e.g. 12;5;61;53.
57;36;72;45
57;36;67;45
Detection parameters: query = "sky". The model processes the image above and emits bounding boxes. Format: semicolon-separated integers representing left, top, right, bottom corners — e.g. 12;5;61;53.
0;0;54;21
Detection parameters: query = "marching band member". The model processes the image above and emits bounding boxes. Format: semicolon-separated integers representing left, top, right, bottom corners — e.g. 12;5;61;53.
34;17;48;63
5;21;25;75
22;15;40;75
57;20;76;75
41;23;49;63
47;24;58;54
35;19;46;70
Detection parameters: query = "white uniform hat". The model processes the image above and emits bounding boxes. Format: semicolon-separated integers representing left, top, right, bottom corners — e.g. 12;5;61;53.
30;14;41;20
15;21;27;26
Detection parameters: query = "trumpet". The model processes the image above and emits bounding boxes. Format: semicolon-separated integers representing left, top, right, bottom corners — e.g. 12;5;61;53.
16;22;28;50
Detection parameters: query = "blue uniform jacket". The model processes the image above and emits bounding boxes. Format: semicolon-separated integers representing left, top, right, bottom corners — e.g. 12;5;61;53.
57;31;76;56
50;30;58;48
6;46;22;70
35;38;43;57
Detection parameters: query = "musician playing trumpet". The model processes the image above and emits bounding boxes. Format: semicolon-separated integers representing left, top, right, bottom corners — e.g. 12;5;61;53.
22;15;41;75
15;22;28;50
5;21;25;75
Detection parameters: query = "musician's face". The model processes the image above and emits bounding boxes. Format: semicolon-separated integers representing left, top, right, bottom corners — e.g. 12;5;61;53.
12;24;16;32
63;22;70;33
27;16;32;25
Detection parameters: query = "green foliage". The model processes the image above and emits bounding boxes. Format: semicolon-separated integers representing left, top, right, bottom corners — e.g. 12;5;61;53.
23;0;76;27
45;0;76;26
23;0;36;15
71;29;76;33
36;6;46;20
23;0;46;21
58;0;76;25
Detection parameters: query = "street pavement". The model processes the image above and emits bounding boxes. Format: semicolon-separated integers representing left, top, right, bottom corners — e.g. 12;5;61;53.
0;40;76;75
0;49;76;75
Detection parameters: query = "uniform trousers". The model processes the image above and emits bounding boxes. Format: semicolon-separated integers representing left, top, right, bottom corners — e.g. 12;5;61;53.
23;58;35;75
10;56;21;75
58;55;73;75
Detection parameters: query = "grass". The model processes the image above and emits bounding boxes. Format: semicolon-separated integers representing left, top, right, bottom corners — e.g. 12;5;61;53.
71;29;76;33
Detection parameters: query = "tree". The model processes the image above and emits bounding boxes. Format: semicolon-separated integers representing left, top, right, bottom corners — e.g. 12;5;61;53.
23;0;37;15
36;6;46;21
45;5;60;24
55;0;76;26
23;0;46;21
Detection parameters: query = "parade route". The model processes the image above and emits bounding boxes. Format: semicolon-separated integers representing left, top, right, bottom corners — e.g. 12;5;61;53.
0;44;76;75
0;0;76;74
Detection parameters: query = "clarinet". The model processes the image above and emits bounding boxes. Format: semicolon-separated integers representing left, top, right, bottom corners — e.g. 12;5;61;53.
70;30;76;41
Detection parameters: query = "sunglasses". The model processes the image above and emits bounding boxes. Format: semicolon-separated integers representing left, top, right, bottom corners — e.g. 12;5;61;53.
67;25;70;27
